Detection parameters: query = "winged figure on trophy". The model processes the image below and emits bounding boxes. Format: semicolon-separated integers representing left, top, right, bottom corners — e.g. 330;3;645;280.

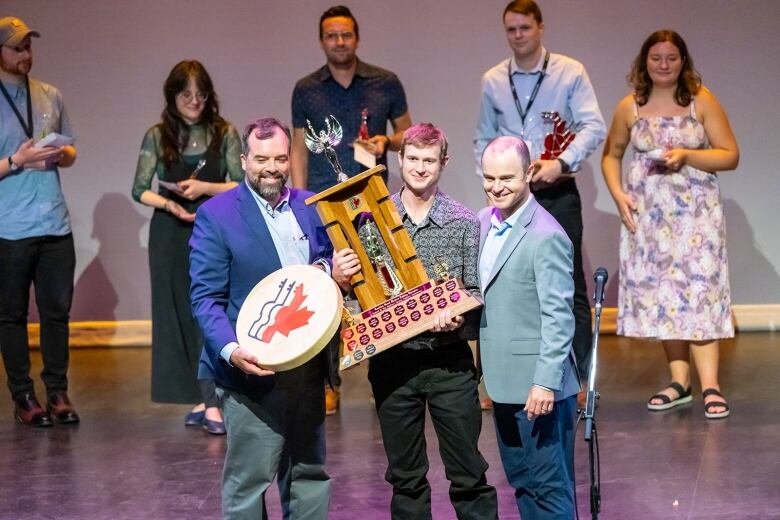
304;115;348;182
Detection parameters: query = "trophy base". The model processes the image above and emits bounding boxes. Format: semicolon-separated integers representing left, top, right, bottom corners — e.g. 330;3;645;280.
338;278;482;370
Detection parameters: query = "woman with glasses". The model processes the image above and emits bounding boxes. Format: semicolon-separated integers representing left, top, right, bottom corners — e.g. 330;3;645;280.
131;60;243;434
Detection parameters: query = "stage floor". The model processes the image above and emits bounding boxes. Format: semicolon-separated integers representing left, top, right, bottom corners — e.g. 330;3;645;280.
1;333;778;519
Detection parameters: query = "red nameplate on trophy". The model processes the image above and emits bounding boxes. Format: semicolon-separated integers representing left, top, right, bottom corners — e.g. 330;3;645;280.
338;278;482;370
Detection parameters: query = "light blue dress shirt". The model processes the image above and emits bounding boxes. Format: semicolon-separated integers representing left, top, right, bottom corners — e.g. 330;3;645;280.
0;76;75;240
249;184;310;267
474;47;606;175
479;195;532;293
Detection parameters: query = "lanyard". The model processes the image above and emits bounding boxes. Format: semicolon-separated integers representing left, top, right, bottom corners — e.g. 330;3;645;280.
508;51;549;126
0;75;33;139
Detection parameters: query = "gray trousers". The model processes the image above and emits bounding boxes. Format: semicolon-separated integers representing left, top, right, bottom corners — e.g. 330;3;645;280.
219;360;330;520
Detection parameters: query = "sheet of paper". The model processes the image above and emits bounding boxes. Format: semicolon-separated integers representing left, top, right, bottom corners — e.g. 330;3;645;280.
34;133;74;148
354;142;377;169
158;180;184;194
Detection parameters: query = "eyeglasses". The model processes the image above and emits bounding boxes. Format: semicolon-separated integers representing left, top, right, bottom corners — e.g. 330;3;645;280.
322;31;355;42
177;91;208;103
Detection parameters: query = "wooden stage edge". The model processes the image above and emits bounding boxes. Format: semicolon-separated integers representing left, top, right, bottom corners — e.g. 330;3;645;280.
26;305;780;348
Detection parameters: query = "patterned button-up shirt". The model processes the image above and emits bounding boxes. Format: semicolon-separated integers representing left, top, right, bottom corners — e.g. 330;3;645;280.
391;188;481;349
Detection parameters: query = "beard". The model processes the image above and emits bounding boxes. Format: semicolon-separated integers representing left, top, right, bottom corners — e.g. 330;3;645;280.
0;57;32;76
248;171;287;201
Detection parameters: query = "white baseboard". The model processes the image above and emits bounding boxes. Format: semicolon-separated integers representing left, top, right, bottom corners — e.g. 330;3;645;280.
593;304;780;335
732;304;780;331
28;320;152;348
25;305;780;348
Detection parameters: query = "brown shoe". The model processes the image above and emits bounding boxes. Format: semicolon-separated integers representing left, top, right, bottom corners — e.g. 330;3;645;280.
480;397;493;411
47;391;80;424
14;393;53;427
325;386;340;416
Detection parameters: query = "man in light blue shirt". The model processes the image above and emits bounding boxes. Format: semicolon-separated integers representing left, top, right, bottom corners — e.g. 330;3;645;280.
0;17;79;427
474;0;606;396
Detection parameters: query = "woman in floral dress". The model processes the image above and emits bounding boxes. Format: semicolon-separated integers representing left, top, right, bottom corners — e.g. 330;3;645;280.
602;30;739;419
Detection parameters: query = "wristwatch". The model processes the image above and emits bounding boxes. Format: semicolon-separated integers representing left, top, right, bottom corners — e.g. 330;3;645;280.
556;158;570;174
7;156;20;172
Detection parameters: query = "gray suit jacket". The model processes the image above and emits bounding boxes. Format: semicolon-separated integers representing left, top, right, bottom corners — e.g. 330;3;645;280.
478;196;581;404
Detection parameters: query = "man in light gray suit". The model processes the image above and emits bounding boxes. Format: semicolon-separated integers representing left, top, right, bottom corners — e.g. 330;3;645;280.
478;135;580;519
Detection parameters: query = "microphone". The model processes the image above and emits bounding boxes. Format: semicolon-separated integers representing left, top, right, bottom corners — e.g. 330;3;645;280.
593;267;608;308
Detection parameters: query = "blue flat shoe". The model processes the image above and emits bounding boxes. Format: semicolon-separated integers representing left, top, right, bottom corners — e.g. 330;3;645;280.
184;410;205;426
203;418;226;435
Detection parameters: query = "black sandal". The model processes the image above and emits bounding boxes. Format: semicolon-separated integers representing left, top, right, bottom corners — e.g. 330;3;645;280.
702;388;730;419
647;382;692;411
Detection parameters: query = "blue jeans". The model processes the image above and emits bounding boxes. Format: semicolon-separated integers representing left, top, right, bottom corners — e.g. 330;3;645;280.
493;395;577;519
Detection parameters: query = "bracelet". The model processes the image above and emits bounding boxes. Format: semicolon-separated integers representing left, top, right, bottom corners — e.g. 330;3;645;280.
163;200;170;213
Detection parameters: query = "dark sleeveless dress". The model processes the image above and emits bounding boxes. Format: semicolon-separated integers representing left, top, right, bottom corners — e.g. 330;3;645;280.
149;149;224;403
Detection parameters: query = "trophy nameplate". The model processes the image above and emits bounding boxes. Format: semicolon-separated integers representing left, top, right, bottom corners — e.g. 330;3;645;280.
337;277;482;370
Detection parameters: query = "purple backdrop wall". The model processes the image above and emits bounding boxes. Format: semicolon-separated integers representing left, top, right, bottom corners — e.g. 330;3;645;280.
5;0;779;320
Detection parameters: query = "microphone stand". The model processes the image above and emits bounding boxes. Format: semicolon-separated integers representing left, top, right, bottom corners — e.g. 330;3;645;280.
584;271;606;519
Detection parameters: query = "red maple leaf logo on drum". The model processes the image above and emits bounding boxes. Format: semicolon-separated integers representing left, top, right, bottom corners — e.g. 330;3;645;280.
260;284;315;343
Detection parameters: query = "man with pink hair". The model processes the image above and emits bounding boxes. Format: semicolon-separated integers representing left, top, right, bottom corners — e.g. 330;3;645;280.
334;123;498;519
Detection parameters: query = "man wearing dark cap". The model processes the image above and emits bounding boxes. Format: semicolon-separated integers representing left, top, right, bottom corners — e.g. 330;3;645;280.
0;16;80;427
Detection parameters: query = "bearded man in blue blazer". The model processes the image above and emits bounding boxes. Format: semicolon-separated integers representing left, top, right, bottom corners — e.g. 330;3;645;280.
478;135;580;519
189;118;333;520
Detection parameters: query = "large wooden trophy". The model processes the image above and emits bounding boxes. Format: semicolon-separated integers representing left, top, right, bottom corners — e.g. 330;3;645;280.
304;116;482;370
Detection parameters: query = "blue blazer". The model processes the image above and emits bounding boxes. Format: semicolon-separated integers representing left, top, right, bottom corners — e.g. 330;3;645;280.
189;181;333;391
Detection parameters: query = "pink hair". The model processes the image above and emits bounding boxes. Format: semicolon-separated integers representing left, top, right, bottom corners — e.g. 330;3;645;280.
400;123;448;161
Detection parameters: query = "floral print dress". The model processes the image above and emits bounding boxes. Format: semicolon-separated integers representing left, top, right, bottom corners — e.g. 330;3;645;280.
617;101;733;341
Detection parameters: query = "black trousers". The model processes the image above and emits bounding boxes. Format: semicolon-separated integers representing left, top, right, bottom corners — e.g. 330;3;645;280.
368;342;498;520
535;181;593;378
0;234;75;401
